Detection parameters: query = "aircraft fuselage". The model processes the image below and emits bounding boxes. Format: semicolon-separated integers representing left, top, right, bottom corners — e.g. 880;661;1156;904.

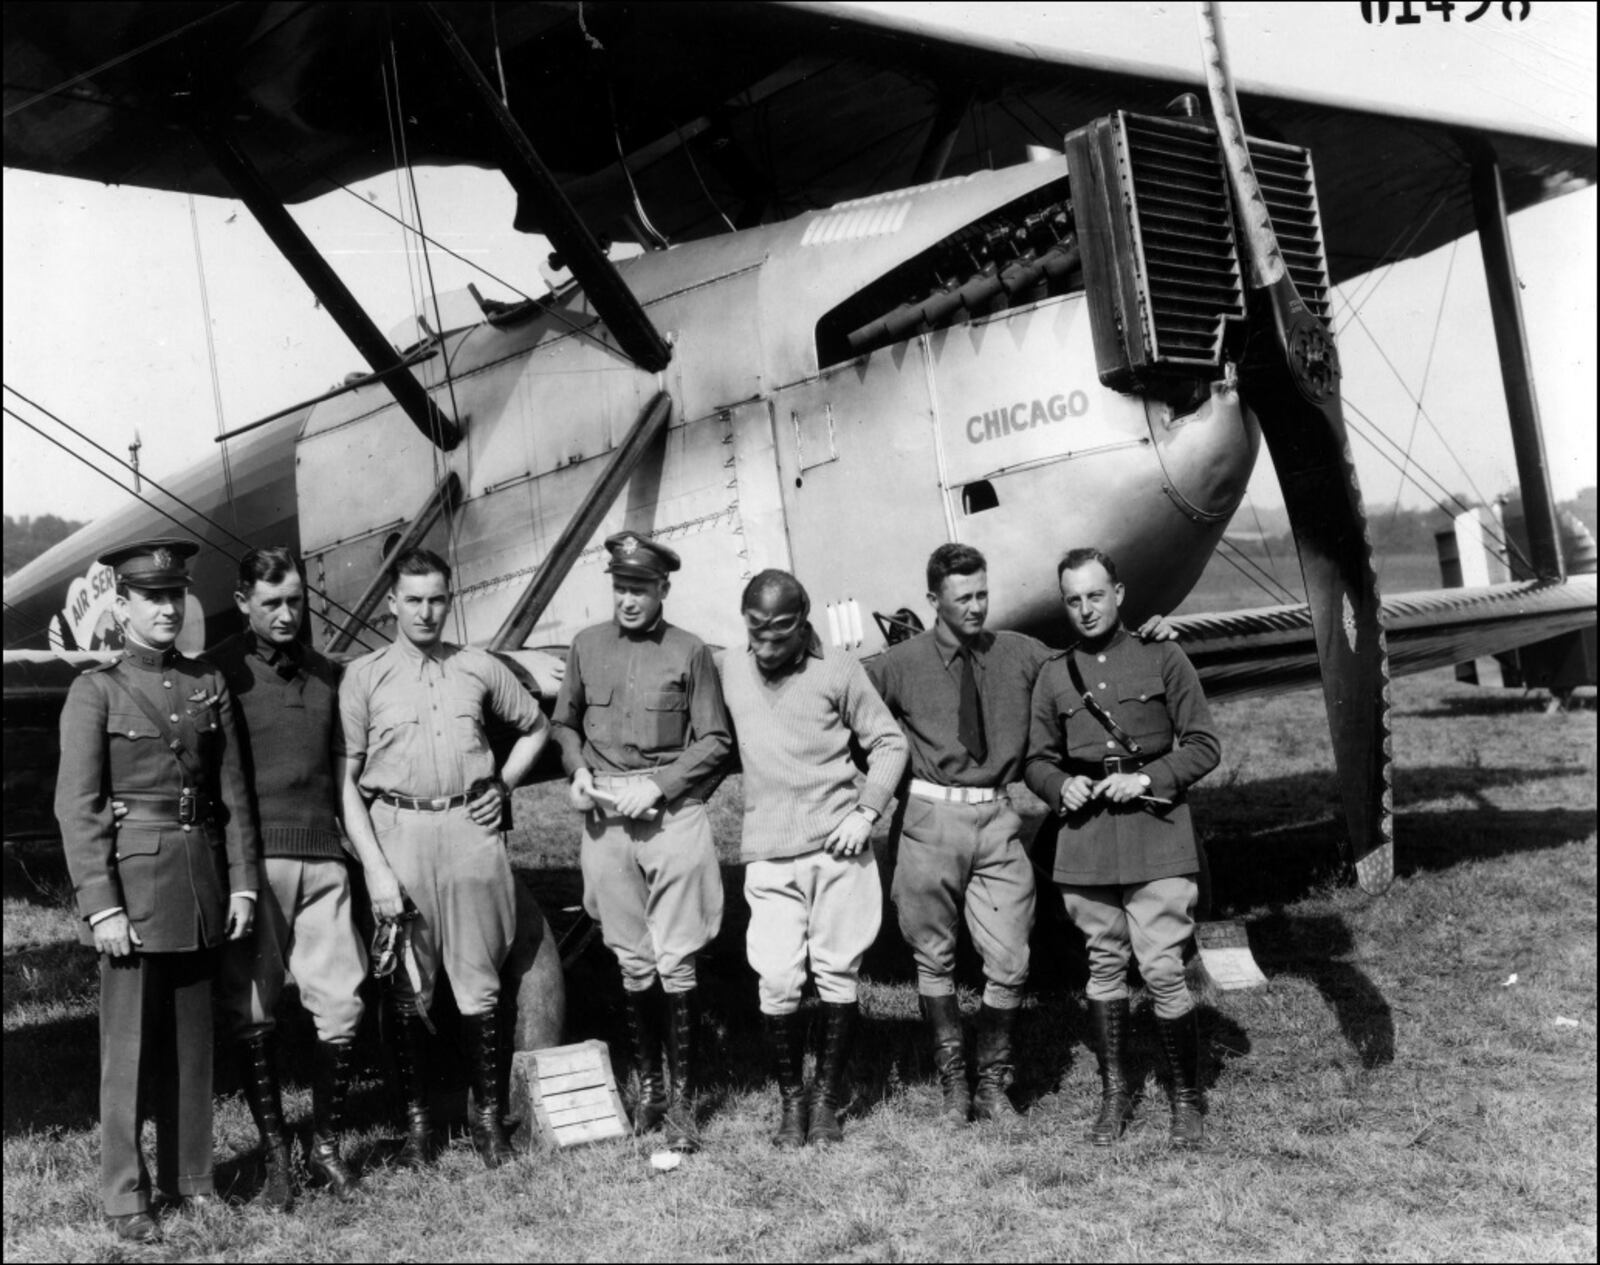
5;158;1259;662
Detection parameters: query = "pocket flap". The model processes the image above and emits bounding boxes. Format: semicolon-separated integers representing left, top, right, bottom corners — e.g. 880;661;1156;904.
106;710;162;740
1119;676;1165;704
114;829;163;858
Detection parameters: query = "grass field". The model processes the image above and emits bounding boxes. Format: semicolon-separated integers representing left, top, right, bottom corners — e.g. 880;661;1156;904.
4;669;1595;1262
1175;548;1448;615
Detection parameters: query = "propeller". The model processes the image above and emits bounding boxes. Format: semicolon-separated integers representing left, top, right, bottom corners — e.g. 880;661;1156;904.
1196;2;1394;893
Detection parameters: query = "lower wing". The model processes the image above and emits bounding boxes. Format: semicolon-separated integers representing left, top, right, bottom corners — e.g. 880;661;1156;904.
1176;575;1597;699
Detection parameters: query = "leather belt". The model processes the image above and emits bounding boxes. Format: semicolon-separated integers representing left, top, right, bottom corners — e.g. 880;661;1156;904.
908;779;1001;805
1066;753;1162;778
377;791;471;812
114;793;215;827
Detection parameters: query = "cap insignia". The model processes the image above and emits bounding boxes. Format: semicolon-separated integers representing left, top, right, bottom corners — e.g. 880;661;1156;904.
619;536;640;556
151;547;176;571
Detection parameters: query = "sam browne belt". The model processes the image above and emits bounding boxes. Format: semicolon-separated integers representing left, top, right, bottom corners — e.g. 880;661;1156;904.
114;790;216;826
1064;753;1164;778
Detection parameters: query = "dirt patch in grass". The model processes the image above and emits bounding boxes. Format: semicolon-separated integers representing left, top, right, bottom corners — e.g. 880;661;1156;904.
4;670;1594;1262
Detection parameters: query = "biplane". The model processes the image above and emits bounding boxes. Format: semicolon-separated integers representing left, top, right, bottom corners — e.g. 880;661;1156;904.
4;1;1596;920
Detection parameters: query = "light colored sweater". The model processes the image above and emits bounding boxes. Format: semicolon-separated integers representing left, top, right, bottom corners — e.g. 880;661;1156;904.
720;632;907;862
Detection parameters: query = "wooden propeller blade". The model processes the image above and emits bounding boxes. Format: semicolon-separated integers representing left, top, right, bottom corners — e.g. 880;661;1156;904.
1197;2;1394;893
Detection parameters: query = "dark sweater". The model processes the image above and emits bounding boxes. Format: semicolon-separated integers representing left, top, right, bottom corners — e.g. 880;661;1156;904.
205;632;346;860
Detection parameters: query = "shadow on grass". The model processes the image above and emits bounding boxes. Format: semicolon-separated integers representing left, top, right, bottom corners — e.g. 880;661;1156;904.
1198;804;1595;915
2;836;77;911
1404;692;1595;719
1249;910;1395;1068
3;1004;99;1135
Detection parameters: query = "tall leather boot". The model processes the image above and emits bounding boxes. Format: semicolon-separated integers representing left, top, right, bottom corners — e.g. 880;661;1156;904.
919;994;971;1127
971;1004;1020;1121
1157;1010;1205;1149
764;1012;810;1149
622;984;668;1135
308;1040;359;1197
389;1007;434;1168
1087;998;1133;1146
463;1012;514;1168
663;989;702;1154
807;1002;858;1146
238;1032;294;1210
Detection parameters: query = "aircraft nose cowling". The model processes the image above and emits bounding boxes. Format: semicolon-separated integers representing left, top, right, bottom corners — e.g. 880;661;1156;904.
1146;381;1261;523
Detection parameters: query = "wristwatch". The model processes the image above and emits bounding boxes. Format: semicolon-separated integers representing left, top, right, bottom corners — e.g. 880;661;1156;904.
1136;773;1152;790
853;804;880;824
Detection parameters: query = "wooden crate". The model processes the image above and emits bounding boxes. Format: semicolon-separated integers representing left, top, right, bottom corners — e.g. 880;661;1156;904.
1193;919;1268;992
508;1040;630;1151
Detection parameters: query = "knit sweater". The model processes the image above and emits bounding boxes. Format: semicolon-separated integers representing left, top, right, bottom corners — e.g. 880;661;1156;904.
205;632;346;860
719;631;907;862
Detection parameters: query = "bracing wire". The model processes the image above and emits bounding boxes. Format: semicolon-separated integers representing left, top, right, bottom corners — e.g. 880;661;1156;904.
253;128;619;357
3;598;68;652
1242;491;1284;593
1215;536;1301;605
608;79;670;250
1210;539;1299;607
1338;297;1498;514
381;52;428;345
490;1;510;108
1332;175;1456;322
2;3;241;120
387;36;468;642
2;389;386;651
1379;239;1458;578
188;193;238;529
678;124;736;234
995;97;1056;151
1018;94;1063;147
1343;399;1534;575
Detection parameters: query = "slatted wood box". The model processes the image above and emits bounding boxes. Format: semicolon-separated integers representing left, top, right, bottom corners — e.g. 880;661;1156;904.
508;1040;630;1151
1193;919;1268;992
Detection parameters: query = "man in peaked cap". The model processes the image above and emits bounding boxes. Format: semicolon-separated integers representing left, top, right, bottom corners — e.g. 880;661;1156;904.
550;530;733;1154
55;537;260;1243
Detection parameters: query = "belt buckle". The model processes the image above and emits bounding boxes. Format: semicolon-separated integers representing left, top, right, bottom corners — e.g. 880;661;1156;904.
429;796;449;811
178;789;197;825
1103;756;1127;776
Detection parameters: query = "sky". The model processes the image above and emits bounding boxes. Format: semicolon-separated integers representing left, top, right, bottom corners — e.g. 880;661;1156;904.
2;2;1595;530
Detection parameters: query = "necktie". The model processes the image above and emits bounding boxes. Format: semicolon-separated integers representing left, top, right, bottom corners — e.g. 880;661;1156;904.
957;645;988;765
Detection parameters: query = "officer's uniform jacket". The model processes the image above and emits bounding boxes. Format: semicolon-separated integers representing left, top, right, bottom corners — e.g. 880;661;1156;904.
550;619;732;804
55;640;260;951
1024;627;1220;885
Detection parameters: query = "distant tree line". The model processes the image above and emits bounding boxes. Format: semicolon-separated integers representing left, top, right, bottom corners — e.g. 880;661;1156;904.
3;514;85;577
1235;489;1597;557
1;490;1592;580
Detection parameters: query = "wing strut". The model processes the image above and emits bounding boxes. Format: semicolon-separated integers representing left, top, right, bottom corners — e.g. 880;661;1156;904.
1197;2;1394;893
489;391;674;651
188;118;463;452
1470;151;1566;582
422;3;672;375
325;472;460;654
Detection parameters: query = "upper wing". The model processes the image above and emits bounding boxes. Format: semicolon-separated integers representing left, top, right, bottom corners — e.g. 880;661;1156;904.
4;2;1593;281
1176;576;1598;699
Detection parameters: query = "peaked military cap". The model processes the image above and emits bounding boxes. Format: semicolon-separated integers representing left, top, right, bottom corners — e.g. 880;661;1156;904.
98;537;199;589
604;531;680;580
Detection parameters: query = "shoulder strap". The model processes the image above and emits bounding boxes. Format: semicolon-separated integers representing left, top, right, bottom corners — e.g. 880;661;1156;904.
1064;651;1143;755
102;664;210;786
